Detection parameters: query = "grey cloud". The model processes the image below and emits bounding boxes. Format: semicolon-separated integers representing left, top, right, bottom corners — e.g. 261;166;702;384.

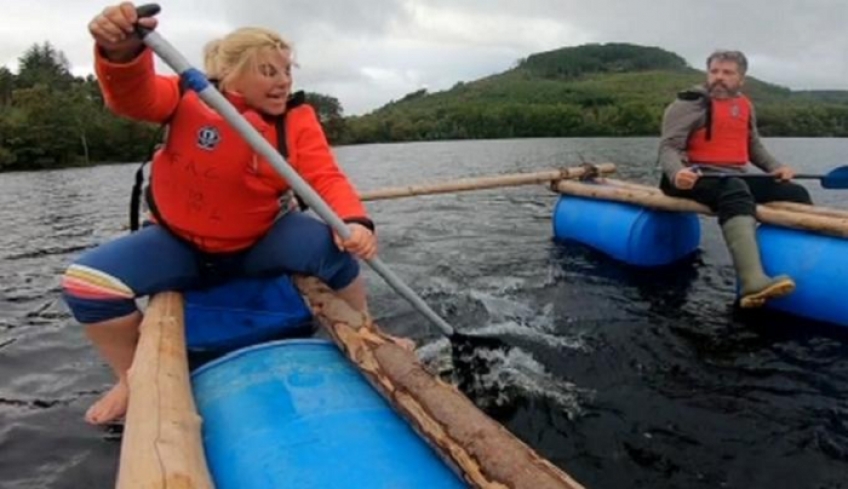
220;0;411;41
0;0;845;114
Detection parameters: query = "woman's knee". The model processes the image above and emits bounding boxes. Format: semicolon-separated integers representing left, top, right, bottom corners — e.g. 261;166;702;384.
253;214;361;289
61;253;138;325
293;223;361;289
323;258;361;290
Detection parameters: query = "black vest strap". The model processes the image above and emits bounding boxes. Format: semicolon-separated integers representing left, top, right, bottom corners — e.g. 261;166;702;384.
129;134;164;232
677;89;713;141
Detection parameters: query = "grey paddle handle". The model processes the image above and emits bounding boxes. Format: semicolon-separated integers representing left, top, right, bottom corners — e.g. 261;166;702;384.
139;30;456;337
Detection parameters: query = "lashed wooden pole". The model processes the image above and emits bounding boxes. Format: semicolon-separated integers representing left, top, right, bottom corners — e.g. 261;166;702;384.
764;201;848;220
115;292;214;489
360;163;616;201
554;180;848;238
602;177;848;220
293;276;585;489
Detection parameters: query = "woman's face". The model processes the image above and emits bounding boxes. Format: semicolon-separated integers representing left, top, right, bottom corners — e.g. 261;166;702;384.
230;47;293;116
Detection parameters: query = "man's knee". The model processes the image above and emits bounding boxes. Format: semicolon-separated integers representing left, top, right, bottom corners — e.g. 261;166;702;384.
716;178;755;223
779;183;813;204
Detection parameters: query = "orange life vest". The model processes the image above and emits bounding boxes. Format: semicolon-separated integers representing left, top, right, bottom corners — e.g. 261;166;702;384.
686;95;751;166
143;91;296;253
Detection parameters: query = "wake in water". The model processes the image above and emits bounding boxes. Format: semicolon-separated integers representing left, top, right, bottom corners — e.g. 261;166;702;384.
414;283;593;421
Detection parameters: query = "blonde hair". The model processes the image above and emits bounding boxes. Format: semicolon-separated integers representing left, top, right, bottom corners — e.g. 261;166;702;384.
203;27;292;90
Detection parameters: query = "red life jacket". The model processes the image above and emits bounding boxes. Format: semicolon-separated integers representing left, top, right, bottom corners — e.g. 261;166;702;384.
135;90;305;253
686;95;751;166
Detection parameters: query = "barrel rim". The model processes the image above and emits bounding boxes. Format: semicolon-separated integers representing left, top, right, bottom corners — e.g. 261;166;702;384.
190;338;336;380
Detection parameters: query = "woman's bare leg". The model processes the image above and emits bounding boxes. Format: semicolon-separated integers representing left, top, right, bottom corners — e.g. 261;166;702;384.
335;274;368;312
83;311;142;425
336;274;415;351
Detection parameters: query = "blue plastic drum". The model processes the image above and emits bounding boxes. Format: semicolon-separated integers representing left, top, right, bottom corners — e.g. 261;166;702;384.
757;224;848;327
553;194;701;267
191;339;466;488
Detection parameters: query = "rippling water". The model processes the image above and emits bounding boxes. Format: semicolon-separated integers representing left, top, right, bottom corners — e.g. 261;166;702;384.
2;137;848;488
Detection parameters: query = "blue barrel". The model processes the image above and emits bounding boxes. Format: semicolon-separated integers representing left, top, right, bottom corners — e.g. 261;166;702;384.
552;194;701;267
183;275;313;354
757;224;848;327
191;339;466;489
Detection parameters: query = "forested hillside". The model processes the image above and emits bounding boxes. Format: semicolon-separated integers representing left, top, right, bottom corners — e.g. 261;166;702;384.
2;42;846;172
340;43;848;144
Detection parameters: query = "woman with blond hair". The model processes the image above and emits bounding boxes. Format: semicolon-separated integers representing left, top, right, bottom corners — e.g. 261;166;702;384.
63;2;385;425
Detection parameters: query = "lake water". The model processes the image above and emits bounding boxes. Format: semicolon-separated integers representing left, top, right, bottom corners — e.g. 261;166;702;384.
2;137;847;488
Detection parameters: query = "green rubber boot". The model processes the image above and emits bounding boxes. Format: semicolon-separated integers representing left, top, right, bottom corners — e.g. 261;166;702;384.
720;215;795;308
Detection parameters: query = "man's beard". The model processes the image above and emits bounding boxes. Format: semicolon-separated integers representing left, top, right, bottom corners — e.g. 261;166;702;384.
709;81;739;98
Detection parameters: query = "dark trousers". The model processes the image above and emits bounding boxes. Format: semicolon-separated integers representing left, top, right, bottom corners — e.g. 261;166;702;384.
61;212;360;324
659;174;813;224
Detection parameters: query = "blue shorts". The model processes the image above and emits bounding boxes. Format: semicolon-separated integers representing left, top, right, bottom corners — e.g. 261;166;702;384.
61;212;360;324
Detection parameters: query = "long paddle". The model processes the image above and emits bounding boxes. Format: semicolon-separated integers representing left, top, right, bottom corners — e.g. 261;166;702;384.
694;165;848;189
130;4;478;346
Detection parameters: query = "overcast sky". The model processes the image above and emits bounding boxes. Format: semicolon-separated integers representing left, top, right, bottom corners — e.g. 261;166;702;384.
2;0;847;115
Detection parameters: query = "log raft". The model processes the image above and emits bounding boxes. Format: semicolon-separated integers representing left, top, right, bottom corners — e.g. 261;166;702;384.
115;285;586;489
293;276;586;489
356;164;848;239
554;179;848;239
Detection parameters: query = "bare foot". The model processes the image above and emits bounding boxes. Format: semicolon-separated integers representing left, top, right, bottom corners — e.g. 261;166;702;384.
85;380;129;425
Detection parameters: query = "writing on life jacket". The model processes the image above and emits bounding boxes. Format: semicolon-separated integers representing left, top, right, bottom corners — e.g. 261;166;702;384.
129;86;308;253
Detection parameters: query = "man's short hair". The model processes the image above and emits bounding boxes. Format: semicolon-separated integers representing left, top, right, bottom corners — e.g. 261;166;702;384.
706;50;748;76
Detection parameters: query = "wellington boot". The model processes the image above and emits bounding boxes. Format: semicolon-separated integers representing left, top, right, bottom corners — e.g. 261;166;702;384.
720;215;795;308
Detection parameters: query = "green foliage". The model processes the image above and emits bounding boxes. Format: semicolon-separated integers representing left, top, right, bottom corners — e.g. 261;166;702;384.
16;42;75;91
1;42;350;173
4;41;847;171
518;42;689;79
304;92;346;143
0;42;164;172
341;43;848;144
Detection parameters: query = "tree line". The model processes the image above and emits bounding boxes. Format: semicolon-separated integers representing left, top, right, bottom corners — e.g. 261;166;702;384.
336;43;848;144
0;42;347;173
2;42;847;172
338;97;848;145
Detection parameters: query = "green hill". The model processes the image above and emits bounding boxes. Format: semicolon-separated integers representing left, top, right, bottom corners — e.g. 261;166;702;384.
340;43;848;144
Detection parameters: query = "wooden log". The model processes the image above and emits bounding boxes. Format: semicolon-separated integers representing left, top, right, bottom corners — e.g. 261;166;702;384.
360;163;616;201
759;201;848;220
293;276;585;489
600;178;658;193
603;177;848;220
556;179;711;213
554;180;848;238
116;292;214;489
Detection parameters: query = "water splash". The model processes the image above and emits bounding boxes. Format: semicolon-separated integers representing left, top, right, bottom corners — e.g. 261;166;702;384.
457;346;592;420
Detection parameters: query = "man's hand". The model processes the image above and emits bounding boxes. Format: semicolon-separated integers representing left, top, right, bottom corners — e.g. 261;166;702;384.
674;167;700;190
771;166;796;181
